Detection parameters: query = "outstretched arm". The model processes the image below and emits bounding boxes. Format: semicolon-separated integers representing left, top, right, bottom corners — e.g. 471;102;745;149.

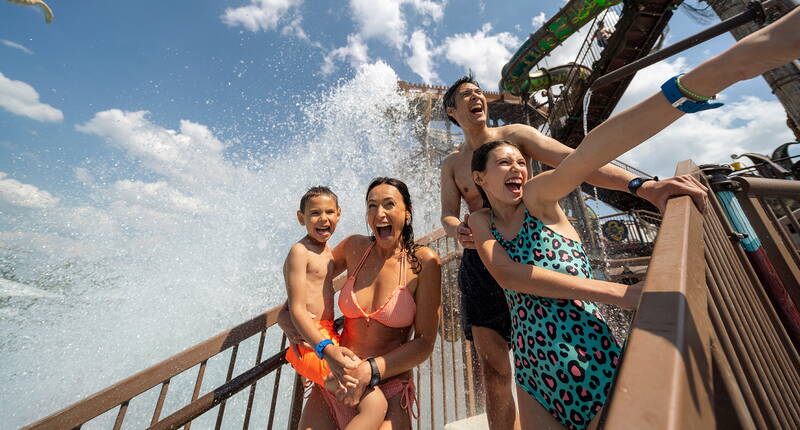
529;7;800;204
469;211;641;309
507;124;708;212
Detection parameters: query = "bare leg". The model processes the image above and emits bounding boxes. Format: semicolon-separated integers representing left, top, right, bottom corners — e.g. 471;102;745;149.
516;385;563;430
472;327;521;430
378;389;412;430
345;386;388;430
298;386;337;430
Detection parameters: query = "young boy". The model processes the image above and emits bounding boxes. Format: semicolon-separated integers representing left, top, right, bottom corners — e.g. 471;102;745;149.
283;186;388;429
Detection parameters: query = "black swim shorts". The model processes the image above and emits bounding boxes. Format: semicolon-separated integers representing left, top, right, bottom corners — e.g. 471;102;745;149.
457;248;511;343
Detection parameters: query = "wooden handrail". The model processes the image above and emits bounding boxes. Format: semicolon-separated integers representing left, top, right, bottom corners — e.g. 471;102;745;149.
23;305;285;430
603;195;713;428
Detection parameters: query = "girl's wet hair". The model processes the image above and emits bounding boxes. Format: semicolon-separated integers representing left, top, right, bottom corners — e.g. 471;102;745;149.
366;177;422;273
471;140;523;209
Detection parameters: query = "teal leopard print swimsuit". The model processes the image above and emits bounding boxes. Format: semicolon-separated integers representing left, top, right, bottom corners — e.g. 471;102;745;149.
491;208;622;430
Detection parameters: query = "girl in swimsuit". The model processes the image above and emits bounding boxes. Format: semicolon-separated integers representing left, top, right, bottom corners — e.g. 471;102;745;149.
296;177;442;430
467;10;800;430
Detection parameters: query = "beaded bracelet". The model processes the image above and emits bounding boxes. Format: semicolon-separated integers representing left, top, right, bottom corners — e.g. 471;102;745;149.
675;74;715;101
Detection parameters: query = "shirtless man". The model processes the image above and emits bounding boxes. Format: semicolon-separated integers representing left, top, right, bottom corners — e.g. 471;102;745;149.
440;75;708;430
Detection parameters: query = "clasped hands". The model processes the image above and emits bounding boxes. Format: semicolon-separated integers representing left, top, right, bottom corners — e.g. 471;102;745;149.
277;305;371;407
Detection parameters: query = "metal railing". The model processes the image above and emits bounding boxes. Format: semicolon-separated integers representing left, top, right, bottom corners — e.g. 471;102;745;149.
538;3;623;138
732;176;800;286
603;160;800;429
23;232;478;430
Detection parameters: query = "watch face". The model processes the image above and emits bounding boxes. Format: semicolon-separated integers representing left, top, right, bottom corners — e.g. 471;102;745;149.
628;178;643;194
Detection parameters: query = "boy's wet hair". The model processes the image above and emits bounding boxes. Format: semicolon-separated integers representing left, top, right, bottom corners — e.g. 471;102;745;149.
443;74;481;127
299;186;339;212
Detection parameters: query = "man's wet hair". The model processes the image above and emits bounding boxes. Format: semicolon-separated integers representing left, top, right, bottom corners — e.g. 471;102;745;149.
299;186;339;212
443;74;481;127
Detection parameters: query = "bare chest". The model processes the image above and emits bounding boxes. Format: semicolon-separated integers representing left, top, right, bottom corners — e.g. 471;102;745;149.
306;253;334;285
452;156;485;212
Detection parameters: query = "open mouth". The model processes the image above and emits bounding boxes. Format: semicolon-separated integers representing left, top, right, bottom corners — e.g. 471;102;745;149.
505;179;523;194
315;226;331;237
376;224;393;240
469;105;484;115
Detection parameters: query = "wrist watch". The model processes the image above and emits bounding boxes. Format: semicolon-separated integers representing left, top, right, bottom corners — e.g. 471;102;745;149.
627;176;658;196
367;357;380;387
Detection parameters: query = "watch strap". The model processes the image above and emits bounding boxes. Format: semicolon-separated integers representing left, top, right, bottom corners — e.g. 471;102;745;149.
628;176;658;196
367;357;380;387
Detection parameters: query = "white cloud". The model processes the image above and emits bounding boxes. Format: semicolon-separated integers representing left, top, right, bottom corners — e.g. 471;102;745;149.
348;0;444;49
441;23;520;89
618;96;793;178
111;180;208;214
281;15;312;43
605;58;793;177
75;110;232;186
2;39;33;55
221;0;303;32
321;34;369;75
0;72;63;122
321;0;444;74
0;172;59;209
406;30;440;83
532;12;547;29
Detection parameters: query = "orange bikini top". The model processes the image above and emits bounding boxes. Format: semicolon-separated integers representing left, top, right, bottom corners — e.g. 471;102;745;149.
338;242;416;328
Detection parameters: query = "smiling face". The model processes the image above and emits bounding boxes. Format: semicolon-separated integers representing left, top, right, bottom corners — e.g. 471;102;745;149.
297;195;341;243
366;183;410;250
472;144;528;207
447;82;487;128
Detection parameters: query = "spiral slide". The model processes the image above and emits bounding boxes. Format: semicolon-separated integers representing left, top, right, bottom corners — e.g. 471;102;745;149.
500;0;620;94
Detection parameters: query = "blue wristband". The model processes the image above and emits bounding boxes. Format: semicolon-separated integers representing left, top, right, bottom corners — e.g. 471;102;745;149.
314;339;333;359
660;74;724;114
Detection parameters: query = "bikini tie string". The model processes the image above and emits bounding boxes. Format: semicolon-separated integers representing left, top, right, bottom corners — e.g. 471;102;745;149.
400;380;420;420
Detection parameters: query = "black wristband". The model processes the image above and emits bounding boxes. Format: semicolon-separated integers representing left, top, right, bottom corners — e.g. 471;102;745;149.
627;176;658;196
367;357;380;388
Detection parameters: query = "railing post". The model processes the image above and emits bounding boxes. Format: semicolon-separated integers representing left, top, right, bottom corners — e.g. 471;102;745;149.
286;374;304;430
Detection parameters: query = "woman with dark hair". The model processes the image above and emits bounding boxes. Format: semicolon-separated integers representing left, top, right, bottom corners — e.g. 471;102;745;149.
282;177;442;430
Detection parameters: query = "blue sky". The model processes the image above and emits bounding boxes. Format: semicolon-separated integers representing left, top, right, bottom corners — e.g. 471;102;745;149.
1;0;794;201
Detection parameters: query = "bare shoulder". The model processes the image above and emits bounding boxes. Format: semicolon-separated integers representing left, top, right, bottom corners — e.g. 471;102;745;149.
499;123;542;140
284;242;309;270
414;246;441;267
441;150;461;170
467;208;491;227
287;242;309;258
340;234;371;253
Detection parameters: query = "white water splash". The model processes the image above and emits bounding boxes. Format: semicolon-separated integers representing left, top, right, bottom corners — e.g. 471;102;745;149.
0;61;441;428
